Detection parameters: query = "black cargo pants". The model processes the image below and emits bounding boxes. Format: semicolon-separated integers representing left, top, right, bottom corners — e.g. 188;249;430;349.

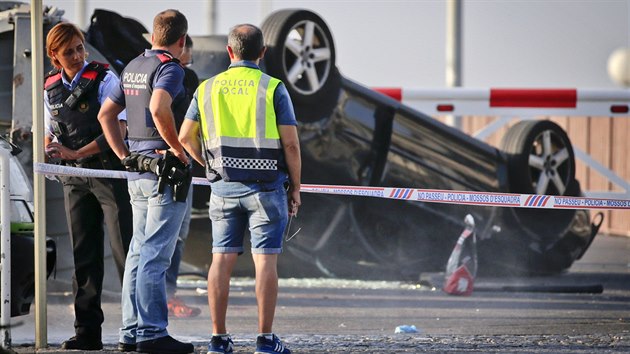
60;158;132;339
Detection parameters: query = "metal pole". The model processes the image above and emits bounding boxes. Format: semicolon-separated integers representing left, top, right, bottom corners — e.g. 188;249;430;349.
261;0;272;22
75;0;86;29
205;0;217;35
30;0;47;348
0;142;12;348
446;0;463;129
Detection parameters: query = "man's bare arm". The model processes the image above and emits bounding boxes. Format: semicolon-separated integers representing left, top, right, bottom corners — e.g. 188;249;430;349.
179;118;205;166
279;124;301;215
97;97;128;159
118;120;128;140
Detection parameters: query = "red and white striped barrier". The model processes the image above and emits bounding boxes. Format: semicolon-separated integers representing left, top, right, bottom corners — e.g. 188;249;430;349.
34;163;630;210
372;86;630;201
373;87;630;117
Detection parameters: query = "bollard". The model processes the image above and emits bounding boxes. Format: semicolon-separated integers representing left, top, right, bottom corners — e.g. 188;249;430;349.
0;142;12;348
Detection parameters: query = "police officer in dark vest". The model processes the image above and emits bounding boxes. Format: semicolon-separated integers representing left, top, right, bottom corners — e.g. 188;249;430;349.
98;9;194;354
43;22;132;351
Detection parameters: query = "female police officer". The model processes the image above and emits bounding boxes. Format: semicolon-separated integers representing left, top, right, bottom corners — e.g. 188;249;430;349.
43;22;132;350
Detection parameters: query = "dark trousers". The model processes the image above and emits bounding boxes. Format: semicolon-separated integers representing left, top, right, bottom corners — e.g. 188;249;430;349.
60;174;132;338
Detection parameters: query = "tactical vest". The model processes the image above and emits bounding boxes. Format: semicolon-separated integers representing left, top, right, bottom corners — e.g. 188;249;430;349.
122;51;185;145
198;66;285;182
173;67;199;123
44;61;108;151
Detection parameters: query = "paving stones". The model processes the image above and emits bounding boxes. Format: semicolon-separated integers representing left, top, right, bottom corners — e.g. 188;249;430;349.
6;235;630;354
11;333;630;353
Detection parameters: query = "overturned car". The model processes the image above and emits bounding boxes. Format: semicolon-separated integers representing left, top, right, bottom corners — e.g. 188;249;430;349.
186;9;600;279
3;4;601;285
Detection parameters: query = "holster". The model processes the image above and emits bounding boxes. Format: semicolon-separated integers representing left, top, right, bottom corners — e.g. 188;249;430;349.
157;151;192;202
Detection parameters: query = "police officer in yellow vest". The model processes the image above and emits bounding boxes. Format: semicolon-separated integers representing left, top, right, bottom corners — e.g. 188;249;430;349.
179;23;300;354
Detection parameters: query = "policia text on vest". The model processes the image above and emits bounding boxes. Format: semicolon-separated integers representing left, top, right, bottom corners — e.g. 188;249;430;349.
122;72;148;93
214;78;256;95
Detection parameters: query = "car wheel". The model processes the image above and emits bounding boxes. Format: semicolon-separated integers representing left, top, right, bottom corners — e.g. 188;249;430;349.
501;120;576;195
261;9;341;122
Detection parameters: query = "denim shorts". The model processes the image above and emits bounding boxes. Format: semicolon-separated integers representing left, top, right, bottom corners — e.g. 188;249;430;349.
209;187;288;254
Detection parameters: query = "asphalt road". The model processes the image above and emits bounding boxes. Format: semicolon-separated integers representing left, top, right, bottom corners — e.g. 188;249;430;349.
5;233;630;353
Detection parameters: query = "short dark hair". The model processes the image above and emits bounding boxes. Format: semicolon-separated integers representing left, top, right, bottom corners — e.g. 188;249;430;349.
185;34;193;49
153;9;188;47
228;24;263;61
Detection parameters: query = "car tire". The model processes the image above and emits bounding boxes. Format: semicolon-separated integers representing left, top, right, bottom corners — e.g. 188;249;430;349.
500;120;576;196
261;9;341;122
497;121;585;276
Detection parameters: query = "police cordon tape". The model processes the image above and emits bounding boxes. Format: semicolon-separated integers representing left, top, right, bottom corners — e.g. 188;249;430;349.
34;162;212;186
34;162;630;210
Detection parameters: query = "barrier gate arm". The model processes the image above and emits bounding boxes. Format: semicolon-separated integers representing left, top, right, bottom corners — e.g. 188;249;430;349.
373;87;630;117
373;87;630;200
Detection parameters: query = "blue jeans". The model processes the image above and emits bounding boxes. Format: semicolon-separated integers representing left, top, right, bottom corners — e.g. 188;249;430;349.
210;187;288;254
119;178;188;344
165;188;192;298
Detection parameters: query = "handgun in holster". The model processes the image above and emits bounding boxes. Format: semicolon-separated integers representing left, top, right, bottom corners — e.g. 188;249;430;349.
157;151;192;202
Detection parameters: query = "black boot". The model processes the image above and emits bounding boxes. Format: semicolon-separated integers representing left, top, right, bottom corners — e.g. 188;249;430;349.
137;335;194;354
118;342;137;352
61;335;103;350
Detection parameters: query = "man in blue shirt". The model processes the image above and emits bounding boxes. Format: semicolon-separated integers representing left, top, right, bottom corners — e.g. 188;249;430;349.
179;23;301;354
97;9;193;354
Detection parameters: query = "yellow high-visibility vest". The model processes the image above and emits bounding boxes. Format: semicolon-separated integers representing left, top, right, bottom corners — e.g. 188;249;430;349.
198;66;283;182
